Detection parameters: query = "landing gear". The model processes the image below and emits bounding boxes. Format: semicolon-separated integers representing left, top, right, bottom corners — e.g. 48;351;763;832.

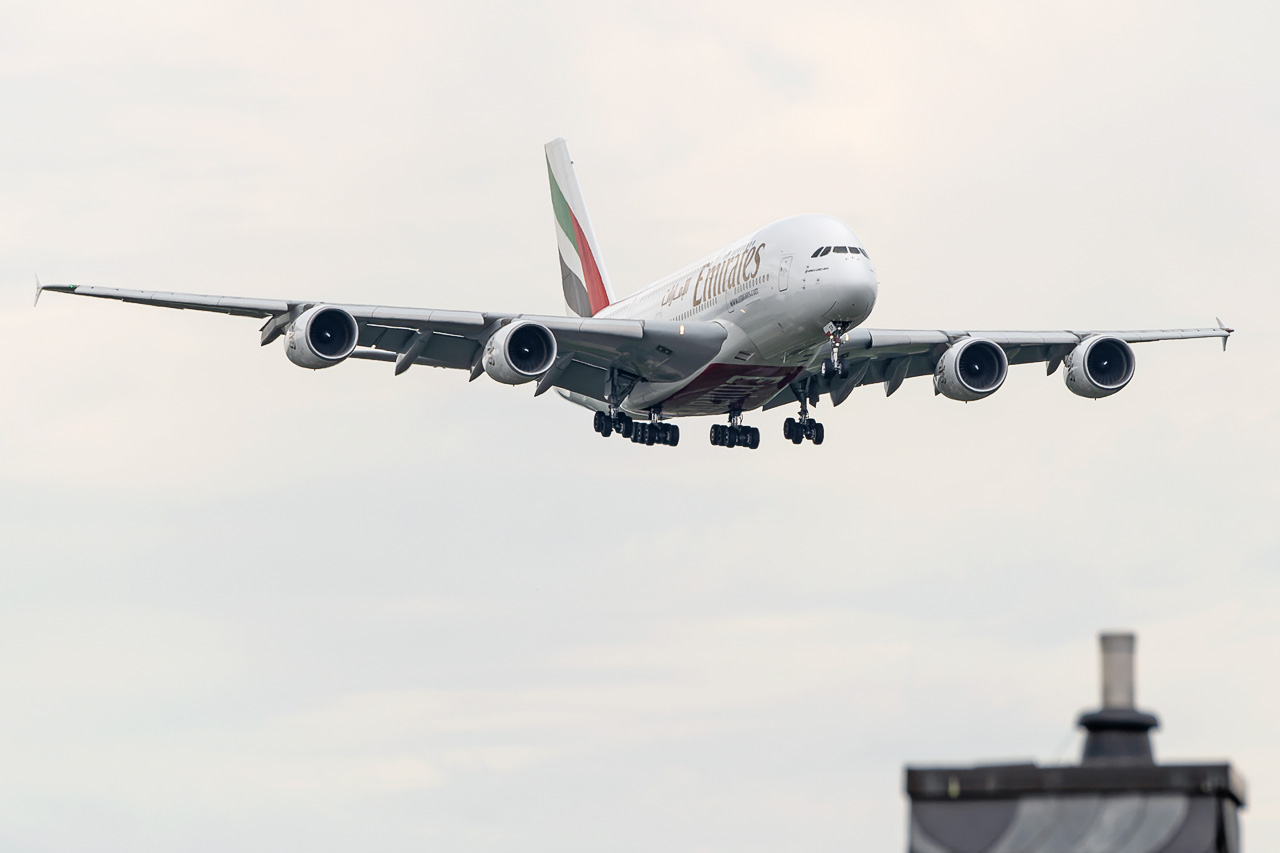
631;420;679;446
594;409;678;446
783;417;824;445
710;412;761;449
820;321;852;380
784;380;825;445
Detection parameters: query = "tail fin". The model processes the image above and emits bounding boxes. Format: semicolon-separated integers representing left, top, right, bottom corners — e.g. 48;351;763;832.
545;138;614;317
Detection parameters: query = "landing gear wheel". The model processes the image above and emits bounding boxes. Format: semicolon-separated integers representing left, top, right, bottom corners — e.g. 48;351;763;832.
621;418;634;439
813;422;825;445
667;424;680;446
791;426;804;444
783;418;796;440
725;426;738;448
821;358;851;381
593;411;606;433
644;424;657;445
747;427;760;449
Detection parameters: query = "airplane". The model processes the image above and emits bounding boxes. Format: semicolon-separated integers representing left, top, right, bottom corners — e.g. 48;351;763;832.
38;138;1232;449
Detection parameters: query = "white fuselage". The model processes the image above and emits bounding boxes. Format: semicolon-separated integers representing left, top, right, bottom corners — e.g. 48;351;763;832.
576;214;880;417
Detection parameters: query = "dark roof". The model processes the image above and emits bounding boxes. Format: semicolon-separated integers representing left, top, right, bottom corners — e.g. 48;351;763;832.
906;762;1246;804
905;763;1245;853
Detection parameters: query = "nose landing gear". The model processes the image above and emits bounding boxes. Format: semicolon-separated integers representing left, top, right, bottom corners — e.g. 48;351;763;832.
819;321;851;380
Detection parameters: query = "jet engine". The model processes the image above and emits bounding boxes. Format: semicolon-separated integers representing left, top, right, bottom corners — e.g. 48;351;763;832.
933;337;1009;401
285;305;359;369
483;321;558;385
1064;335;1135;398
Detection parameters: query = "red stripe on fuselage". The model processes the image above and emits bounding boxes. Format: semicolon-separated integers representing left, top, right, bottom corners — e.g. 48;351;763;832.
570;214;610;315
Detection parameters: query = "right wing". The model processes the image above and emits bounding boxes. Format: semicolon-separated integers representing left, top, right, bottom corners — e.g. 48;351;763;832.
37;284;727;403
763;324;1233;410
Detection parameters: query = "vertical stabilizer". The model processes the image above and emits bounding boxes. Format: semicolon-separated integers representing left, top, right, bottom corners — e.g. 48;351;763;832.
545;138;614;317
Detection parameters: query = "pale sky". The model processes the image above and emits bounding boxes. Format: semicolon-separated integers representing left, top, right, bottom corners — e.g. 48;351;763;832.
3;1;1278;850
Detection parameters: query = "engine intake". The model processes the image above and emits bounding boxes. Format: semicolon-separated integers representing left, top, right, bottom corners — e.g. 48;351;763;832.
483;321;558;385
285;306;359;369
1064;335;1135;398
934;338;1008;401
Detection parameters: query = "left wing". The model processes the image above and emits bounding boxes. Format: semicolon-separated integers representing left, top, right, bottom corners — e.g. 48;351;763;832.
36;284;727;403
764;324;1233;409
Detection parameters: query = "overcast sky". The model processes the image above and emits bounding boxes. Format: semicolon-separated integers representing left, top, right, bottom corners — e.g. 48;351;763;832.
3;1;1278;850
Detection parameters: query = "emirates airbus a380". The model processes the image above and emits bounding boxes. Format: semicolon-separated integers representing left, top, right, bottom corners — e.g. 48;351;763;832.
39;139;1232;449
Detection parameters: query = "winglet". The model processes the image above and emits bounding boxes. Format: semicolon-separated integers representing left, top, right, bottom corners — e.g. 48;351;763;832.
1217;317;1234;351
34;274;42;307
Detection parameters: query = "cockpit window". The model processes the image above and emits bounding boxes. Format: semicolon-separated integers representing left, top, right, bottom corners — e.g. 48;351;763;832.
818;246;831;257
849;246;861;254
832;246;847;253
811;248;824;258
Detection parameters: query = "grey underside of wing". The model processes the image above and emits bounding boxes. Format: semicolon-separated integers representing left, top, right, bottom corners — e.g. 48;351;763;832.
761;326;1231;411
40;285;726;404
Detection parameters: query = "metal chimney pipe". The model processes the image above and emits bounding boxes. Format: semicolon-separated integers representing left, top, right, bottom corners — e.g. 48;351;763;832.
1079;631;1157;764
1100;632;1136;709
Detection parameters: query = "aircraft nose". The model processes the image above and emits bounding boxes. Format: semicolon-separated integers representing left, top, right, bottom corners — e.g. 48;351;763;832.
824;257;878;323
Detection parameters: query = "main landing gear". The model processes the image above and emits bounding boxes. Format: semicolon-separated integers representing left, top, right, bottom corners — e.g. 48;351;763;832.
593;410;679;447
710;411;760;449
783;416;824;445
783;382;824;445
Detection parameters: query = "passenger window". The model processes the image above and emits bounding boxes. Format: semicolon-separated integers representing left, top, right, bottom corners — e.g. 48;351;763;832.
811;248;824;258
832;246;847;253
818;246;831;256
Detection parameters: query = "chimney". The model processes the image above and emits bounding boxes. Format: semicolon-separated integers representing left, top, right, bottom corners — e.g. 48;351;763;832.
1078;631;1159;764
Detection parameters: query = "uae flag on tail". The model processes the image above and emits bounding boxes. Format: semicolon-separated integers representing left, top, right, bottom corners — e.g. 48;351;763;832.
545;139;613;317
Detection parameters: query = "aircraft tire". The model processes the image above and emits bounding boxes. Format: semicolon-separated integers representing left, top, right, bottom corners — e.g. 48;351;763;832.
783;418;796;440
668;424;680;446
747;427;760;449
813;423;825;445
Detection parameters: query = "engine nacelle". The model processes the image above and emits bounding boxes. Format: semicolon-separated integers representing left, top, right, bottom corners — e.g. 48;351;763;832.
933;337;1009;401
1064;335;1135;398
483;321;558;385
285;305;359;369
